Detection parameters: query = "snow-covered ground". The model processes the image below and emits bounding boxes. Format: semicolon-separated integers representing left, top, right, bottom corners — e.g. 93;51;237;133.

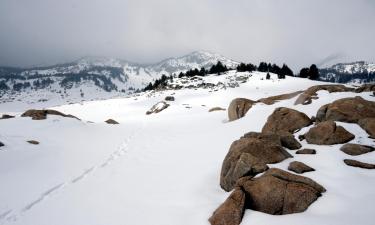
0;72;374;225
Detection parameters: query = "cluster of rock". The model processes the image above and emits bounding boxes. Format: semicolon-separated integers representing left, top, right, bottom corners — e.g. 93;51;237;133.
21;109;79;120
210;84;375;225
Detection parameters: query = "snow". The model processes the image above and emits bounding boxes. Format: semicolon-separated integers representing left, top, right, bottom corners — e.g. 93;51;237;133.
0;72;374;225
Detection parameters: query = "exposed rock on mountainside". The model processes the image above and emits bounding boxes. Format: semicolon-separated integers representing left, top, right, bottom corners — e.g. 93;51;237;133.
358;118;375;138
340;144;375;156
164;96;175;101
27;140;39;145
296;149;316;154
105;119;119;124
238;168;325;215
220;132;292;192
316;97;375;123
288;161;315;174
344;159;375;169
0;114;15;119
304;121;355;145
21;109;79;120
208;107;226;112
257;91;303;105
209;188;245;225
227;98;256;121
294;85;354;105
0;141;4;147
146;101;170;115
262;107;312;134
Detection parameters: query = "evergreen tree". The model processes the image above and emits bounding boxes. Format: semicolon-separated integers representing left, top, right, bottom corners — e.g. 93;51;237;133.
299;68;310;78
266;73;271;80
308;64;319;80
281;64;294;76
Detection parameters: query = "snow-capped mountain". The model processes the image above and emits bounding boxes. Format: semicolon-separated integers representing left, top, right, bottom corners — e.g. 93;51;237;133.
319;61;375;83
0;51;240;106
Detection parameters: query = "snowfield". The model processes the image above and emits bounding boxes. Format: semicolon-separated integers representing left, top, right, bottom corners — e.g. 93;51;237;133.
0;71;374;225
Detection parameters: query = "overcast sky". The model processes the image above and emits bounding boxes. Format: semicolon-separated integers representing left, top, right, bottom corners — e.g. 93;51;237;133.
0;0;374;70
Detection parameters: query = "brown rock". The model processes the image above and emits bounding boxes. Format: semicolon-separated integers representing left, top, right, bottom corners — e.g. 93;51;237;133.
304;121;355;145
209;107;226;112
294;85;354;105
209;188;246;225
288;161;315;174
27;140;39;145
355;83;375;93
340;144;375;156
358;118;375;138
21;109;79;120
227;98;256;121
243;131;300;150
344;159;375;169
296;149;316;154
105;119;119;124
146;101;170;115
1;114;15;119
257;91;303;105
262;107;312;134
315;97;375;123
238;168;325;215
165;96;175;101
279;133;302;150
220;134;292;192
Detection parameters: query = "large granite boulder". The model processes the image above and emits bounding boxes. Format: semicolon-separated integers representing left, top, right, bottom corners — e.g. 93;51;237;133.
262;107;312;134
358;118;375;138
209;188;245;225
21;109;79;120
237;168;325;215
303;121;355;145
288;161;315;174
220;133;292;192
257;91;303;105
146;101;170;115
340;144;375;156
227;98;256;121
316;97;375;123
344;159;375;169
294;85;354;105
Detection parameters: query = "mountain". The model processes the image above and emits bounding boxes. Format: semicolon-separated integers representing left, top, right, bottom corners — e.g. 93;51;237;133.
319;61;375;83
0;51;240;106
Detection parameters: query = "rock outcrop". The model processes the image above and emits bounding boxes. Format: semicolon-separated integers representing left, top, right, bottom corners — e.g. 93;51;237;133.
27;140;39;145
209;107;226;112
304;121;355;145
344;159;375;169
0;141;4;147
257;91;303;105
21;109;79;120
294;85;354;105
358;118;375;138
227;98;256;121
165;96;175;101
220;133;292;191
262;107;312;134
238;168;325;215
340;144;375;156
288;161;315;174
209;188;245;225
316;97;375;123
105;119;119;124
296;149;316;154
146;101;170;115
1;114;15;119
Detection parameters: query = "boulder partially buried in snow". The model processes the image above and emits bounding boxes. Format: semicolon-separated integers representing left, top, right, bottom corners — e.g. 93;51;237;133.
1;114;15;119
105;119;119;124
316;97;375;123
0;141;4;147
257;91;303;105
340;143;375;156
296;148;316;154
344;159;375;169
220;133;292;192
358;118;375;139
238;168;325;215
227;98;256;121
208;188;246;225
21;109;79;120
303;121;354;145
146;101;170;115
208;107;226;112
288;161;315;174
262;107;312;134
294;84;354;105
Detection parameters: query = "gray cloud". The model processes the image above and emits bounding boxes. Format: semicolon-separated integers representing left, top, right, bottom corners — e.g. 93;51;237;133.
0;0;374;71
